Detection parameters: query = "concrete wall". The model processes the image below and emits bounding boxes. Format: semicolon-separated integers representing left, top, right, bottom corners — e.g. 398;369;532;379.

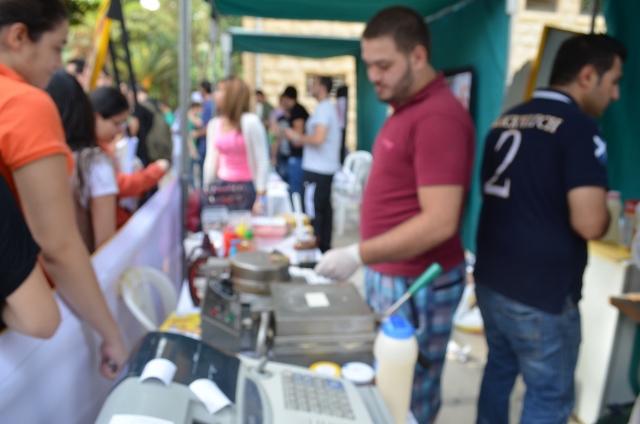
509;0;606;79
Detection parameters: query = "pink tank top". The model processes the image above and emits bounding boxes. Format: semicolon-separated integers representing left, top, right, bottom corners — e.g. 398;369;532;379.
215;122;253;182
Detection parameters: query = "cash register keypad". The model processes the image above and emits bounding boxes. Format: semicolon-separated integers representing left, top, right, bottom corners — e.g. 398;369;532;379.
282;371;355;420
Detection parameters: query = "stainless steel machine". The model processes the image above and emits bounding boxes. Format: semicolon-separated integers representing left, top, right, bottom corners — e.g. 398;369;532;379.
199;252;377;366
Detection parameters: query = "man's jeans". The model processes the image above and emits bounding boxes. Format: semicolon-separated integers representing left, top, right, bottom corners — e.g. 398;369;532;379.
287;156;303;195
476;284;581;424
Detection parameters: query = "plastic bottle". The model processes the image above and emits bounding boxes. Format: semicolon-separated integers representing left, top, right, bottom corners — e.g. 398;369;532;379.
256;195;267;217
600;191;622;245
622;199;640;249
373;315;418;424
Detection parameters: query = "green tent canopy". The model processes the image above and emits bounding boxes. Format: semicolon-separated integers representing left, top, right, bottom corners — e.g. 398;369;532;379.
211;0;463;22
227;0;509;251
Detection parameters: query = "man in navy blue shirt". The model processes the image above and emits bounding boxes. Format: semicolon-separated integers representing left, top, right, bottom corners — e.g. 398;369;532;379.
474;34;626;424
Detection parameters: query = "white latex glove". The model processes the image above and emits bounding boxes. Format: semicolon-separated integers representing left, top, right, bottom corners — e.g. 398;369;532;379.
314;243;362;281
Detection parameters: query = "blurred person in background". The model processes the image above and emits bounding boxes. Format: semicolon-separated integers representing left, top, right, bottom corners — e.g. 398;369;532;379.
269;94;291;181
89;86;170;228
285;76;341;252
0;0;127;378
203;77;269;215
255;89;274;129
276;85;308;195
46;70;118;253
190;80;216;189
188;90;204;189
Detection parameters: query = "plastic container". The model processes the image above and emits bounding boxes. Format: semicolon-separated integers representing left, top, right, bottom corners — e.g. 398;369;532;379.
600;191;622;245
309;361;341;378
373;315;418;424
341;362;375;386
622;199;640;249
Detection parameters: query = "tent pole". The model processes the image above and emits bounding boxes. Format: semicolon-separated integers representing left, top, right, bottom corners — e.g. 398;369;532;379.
179;0;192;281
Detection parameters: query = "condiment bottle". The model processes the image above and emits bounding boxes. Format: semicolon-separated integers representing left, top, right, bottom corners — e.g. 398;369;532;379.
373;314;418;424
600;191;622;244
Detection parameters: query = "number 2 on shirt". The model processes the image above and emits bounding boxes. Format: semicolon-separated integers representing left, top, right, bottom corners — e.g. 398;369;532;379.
483;129;522;199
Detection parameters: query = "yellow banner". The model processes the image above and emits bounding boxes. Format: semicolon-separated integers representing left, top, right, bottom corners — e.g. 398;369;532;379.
88;0;112;90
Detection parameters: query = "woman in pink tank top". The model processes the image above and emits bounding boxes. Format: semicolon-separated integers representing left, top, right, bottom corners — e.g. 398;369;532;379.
203;77;269;215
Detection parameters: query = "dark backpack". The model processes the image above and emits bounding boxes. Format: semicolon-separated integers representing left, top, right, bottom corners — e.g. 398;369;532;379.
140;100;172;162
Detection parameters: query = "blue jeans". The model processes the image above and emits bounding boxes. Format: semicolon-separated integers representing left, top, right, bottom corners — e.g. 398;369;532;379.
475;284;581;424
287;156;303;196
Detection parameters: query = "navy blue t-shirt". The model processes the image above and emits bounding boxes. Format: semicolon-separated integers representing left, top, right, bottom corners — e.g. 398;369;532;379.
0;175;41;300
474;89;608;314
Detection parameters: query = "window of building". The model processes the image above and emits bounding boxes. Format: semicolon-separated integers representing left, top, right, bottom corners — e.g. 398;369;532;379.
305;74;346;97
581;0;603;14
525;0;557;11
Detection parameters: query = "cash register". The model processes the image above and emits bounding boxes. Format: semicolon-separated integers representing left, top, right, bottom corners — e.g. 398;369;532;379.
95;332;393;424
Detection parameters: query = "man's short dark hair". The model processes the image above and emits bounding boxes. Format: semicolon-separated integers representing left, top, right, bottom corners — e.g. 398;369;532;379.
255;89;264;96
318;76;332;94
200;80;212;94
363;6;431;59
282;86;297;100
550;34;627;86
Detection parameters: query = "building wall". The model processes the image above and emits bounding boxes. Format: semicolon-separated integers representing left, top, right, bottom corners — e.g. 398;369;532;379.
241;17;364;152
509;0;606;79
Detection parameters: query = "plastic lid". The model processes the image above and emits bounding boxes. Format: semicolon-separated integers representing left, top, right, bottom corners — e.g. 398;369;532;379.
341;362;375;385
381;315;414;339
310;362;341;377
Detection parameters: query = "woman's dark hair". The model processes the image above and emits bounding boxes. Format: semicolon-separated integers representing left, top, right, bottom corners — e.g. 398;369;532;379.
0;0;67;42
45;69;96;197
89;86;130;119
46;70;95;151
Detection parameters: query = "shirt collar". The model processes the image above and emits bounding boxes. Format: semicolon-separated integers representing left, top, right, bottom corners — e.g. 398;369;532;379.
532;89;577;106
391;73;446;112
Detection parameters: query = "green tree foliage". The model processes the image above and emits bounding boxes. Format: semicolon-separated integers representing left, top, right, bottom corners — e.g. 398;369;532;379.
66;0;101;26
66;0;242;107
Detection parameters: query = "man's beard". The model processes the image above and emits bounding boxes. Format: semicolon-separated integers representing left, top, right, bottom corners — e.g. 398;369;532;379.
377;62;415;104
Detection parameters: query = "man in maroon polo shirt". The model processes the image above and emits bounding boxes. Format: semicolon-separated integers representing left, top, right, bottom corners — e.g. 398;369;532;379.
314;6;475;423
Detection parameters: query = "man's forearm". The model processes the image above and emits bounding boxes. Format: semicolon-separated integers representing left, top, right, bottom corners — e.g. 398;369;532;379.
359;212;458;265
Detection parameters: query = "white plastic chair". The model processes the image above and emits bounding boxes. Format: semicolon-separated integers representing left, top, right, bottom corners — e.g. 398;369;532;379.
118;266;178;332
333;151;373;235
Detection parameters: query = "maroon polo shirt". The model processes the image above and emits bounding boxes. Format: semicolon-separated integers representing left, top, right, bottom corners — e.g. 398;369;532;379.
360;74;475;277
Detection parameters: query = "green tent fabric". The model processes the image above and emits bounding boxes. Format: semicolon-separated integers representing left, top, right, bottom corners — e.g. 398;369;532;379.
601;0;640;204
227;0;509;252
229;29;361;58
212;0;460;23
429;0;509;251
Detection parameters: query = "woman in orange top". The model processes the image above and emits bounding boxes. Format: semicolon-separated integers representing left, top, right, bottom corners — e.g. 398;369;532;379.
0;0;126;378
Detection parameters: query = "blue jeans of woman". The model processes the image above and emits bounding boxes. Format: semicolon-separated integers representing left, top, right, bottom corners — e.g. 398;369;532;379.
475;284;581;424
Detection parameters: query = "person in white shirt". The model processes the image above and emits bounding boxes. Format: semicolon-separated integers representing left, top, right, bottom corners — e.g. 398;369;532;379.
285;76;341;252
